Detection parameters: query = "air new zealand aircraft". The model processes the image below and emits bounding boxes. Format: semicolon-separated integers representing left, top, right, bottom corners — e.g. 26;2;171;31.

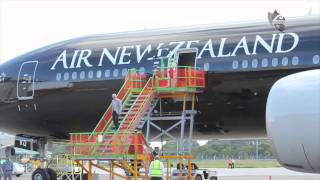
0;15;319;175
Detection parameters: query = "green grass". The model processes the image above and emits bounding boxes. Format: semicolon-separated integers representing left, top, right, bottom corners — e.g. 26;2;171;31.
192;159;281;168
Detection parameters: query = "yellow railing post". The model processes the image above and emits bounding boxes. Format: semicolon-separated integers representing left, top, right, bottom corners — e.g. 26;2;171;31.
188;157;192;180
166;159;169;180
88;160;93;180
134;159;138;180
111;160;114;180
179;157;183;180
183;94;186;112
192;93;195;110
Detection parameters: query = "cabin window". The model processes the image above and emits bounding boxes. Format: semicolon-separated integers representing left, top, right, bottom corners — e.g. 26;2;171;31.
122;68;128;77
262;58;268;67
96;70;102;79
88;71;93;79
282;57;288;66
313;55;319;64
72;72;77;80
232;61;239;69
80;71;85;79
105;70;110;78
242;60;248;69
272;58;278;67
292;56;299;66
204;63;210;71
56;73;61;81
63;72;69;81
113;69;119;77
252;59;258;68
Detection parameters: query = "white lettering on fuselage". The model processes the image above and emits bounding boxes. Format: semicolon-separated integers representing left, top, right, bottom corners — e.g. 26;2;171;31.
99;47;121;66
50;33;300;70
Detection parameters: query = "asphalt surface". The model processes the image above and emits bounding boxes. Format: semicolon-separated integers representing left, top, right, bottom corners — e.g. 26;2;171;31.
12;168;320;180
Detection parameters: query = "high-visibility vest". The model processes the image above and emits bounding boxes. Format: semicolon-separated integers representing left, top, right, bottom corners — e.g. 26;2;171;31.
150;160;163;177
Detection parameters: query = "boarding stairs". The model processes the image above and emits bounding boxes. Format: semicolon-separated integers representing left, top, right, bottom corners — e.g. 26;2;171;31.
68;65;205;179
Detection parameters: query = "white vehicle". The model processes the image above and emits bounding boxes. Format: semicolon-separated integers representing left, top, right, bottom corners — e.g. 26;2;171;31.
0;160;25;177
13;162;25;177
171;163;217;180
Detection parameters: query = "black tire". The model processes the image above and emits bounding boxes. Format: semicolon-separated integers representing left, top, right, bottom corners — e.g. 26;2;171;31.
32;168;50;180
46;168;57;180
210;177;218;180
195;175;202;180
16;174;21;177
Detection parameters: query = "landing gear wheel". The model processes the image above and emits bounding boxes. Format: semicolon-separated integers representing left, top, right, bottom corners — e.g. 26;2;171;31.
32;168;50;180
195;175;202;180
46;168;57;180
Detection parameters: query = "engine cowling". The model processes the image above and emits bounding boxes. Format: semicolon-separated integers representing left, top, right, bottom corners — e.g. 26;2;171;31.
266;69;320;173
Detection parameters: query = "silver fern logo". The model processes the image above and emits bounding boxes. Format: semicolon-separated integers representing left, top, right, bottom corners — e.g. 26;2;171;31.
268;10;286;32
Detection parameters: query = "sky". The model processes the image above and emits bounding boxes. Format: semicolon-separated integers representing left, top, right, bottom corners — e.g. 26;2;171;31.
0;0;319;63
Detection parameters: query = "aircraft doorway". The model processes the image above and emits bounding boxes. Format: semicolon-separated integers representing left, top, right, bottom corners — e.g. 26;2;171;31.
174;48;198;67
17;61;38;100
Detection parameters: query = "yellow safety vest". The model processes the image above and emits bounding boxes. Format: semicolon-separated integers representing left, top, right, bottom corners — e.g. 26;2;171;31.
151;160;163;177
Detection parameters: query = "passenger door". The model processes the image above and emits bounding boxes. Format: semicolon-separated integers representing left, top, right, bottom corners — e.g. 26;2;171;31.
17;61;38;100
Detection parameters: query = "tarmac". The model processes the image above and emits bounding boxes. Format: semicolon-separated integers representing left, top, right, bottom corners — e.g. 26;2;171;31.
12;168;320;180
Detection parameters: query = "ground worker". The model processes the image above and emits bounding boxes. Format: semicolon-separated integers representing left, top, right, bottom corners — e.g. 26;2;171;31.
149;155;164;180
111;93;122;129
2;159;13;180
231;159;235;168
227;159;232;168
152;147;160;157
168;58;177;88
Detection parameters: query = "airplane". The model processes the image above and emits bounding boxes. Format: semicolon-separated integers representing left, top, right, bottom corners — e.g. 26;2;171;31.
0;14;319;177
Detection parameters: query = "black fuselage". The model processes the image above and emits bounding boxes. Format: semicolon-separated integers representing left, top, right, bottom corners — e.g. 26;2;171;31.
0;16;319;139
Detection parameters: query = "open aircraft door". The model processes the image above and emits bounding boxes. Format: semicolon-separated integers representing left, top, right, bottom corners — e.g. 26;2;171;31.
173;48;198;68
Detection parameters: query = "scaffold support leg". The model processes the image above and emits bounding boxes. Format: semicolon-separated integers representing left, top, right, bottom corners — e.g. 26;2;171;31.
110;160;114;180
188;112;195;153
134;160;138;180
179;112;186;153
179;158;183;180
166;159;170;180
88;160;93;180
188;158;192;180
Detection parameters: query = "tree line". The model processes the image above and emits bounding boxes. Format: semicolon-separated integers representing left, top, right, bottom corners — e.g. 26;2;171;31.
162;139;275;160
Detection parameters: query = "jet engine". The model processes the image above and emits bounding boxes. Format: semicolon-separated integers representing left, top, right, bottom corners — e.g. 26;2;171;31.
266;69;320;173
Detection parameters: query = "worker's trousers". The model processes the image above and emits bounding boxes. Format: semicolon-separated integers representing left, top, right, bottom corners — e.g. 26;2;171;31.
3;172;12;180
112;111;119;129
